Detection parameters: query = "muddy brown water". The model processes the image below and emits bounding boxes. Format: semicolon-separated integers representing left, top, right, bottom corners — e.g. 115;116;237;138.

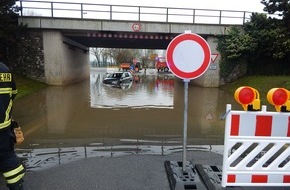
12;68;240;170
13;68;241;148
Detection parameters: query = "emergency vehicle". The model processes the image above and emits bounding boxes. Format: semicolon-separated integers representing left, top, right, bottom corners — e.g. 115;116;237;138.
155;57;169;72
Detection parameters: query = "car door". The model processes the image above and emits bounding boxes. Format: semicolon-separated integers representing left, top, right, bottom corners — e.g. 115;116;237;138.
120;72;131;83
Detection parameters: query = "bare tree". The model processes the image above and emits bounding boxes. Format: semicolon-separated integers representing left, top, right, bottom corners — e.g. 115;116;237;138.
90;48;106;67
90;48;157;68
140;49;157;68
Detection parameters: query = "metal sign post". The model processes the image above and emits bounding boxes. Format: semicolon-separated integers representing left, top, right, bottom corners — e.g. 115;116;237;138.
182;78;189;171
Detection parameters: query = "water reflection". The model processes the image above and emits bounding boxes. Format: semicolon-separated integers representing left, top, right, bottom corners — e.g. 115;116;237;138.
13;67;239;170
90;68;174;109
18;144;224;171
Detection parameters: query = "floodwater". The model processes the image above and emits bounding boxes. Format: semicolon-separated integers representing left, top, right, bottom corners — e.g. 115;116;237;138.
13;68;239;171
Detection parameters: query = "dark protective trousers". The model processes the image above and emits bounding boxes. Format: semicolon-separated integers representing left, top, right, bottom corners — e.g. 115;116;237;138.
0;127;25;190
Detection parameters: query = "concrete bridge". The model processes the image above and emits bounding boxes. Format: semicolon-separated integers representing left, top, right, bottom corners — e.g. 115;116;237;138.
17;0;247;86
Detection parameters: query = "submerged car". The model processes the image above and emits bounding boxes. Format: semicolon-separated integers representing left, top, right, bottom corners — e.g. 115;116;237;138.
103;71;133;85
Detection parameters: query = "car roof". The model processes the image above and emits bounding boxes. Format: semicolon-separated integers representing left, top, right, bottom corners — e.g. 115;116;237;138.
111;71;126;73
107;71;132;75
113;71;131;74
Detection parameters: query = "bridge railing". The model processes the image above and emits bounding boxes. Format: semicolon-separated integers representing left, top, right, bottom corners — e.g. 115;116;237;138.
17;0;254;25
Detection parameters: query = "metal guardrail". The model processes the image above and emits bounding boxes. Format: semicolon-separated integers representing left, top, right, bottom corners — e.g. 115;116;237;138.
17;0;253;25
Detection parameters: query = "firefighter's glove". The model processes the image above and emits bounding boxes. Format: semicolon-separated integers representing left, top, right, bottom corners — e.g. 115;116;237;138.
11;121;24;145
14;127;24;145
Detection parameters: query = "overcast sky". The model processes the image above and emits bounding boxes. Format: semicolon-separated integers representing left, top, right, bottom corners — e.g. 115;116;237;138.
28;0;266;13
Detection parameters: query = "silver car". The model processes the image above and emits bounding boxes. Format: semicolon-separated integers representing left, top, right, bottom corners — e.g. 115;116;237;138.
103;71;133;85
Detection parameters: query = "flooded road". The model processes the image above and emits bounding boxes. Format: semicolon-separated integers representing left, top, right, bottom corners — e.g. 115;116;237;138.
13;68;239;170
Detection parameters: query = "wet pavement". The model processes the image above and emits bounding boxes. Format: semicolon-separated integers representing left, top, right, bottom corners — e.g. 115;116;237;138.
22;151;222;190
0;150;223;190
1;149;288;190
17;144;224;171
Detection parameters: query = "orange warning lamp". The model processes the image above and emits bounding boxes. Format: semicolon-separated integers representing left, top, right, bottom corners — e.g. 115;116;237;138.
234;86;260;111
267;88;290;112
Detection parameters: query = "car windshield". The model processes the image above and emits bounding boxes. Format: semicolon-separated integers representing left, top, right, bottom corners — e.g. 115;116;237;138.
107;73;123;78
158;57;166;62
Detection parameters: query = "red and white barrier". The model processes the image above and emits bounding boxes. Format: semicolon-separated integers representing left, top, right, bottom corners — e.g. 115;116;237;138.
222;104;290;187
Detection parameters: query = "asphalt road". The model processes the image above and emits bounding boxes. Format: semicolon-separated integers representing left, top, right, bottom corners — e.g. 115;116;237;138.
0;151;289;190
0;151;220;190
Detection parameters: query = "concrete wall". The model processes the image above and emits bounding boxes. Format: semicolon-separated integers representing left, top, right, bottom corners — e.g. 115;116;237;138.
42;30;89;85
192;36;221;87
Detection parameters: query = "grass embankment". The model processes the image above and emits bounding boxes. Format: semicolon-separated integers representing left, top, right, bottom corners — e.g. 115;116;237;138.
220;75;290;104
14;74;47;100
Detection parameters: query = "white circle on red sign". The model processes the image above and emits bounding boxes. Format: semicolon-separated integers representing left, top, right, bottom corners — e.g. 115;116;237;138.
166;33;211;80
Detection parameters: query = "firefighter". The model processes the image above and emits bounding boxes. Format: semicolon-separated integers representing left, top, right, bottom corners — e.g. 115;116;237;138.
0;61;25;190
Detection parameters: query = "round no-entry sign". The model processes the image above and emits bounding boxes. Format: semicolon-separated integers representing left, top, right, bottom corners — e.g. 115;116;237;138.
166;33;211;80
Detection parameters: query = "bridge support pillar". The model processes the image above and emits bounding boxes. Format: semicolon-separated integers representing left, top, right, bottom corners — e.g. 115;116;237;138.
192;36;220;87
43;30;89;85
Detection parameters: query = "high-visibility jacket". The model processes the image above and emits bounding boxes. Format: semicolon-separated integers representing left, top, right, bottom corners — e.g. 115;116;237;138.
0;62;17;130
0;62;24;189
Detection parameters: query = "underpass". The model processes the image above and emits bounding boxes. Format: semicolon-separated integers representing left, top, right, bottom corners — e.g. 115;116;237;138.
18;1;245;86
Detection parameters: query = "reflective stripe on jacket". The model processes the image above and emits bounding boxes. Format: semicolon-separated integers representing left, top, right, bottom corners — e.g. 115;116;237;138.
0;62;17;130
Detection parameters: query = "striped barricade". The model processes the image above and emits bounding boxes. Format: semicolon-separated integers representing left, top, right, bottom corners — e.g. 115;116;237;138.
222;104;290;187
